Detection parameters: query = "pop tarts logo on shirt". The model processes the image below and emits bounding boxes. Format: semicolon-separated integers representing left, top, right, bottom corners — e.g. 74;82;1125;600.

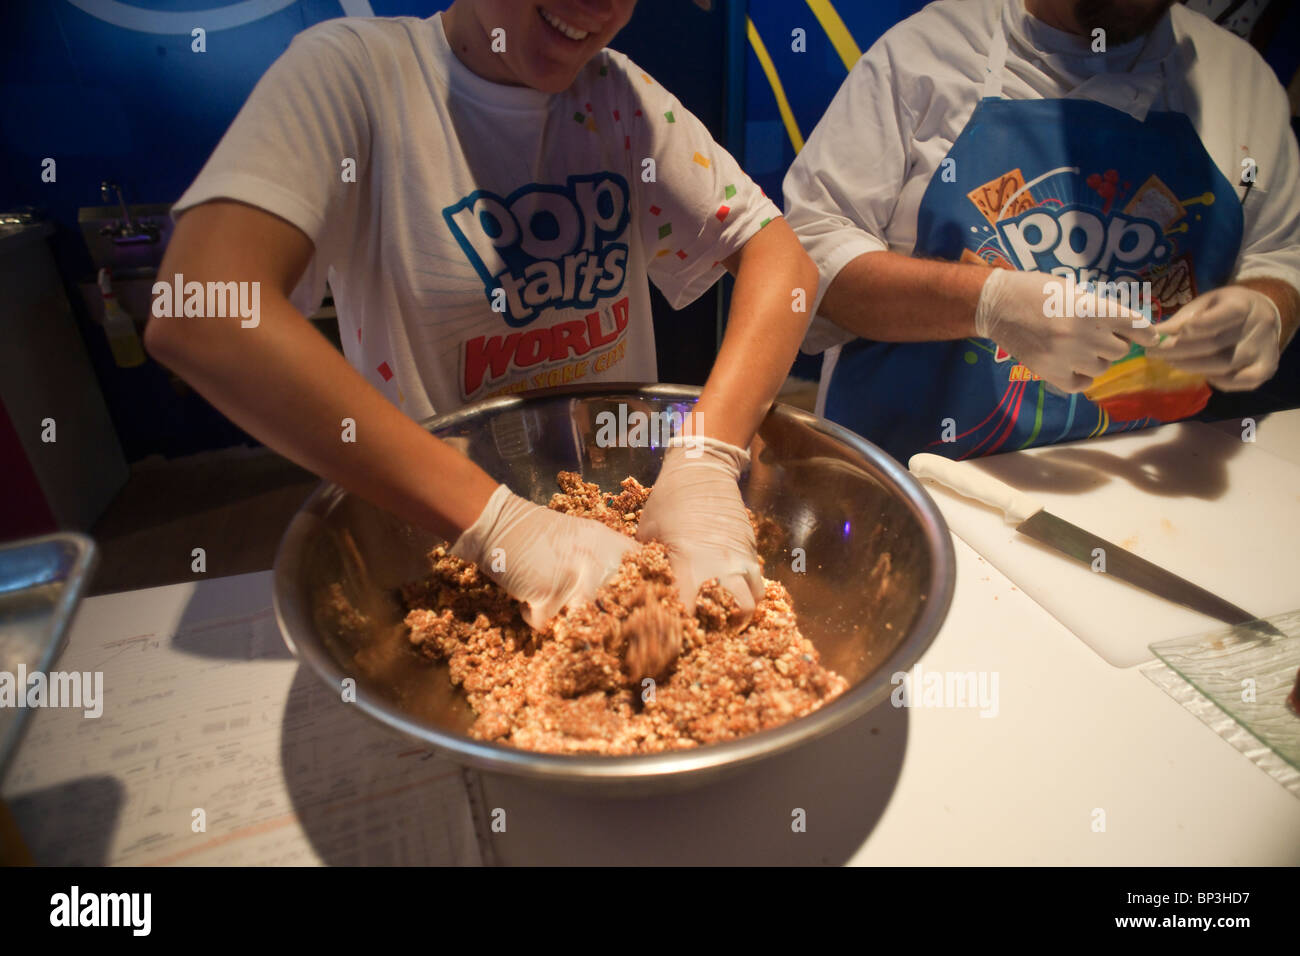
995;204;1169;282
443;173;631;327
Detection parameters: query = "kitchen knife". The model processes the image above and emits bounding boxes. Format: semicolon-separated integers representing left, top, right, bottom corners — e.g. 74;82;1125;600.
908;452;1264;628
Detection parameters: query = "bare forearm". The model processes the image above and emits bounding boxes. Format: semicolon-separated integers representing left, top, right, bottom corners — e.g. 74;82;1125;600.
820;249;991;341
692;219;819;448
1236;276;1300;347
146;268;496;542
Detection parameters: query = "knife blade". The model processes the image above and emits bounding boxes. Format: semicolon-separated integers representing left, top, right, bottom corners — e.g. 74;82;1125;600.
908;452;1265;628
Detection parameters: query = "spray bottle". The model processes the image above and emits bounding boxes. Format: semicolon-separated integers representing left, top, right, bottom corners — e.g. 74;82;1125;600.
98;267;146;368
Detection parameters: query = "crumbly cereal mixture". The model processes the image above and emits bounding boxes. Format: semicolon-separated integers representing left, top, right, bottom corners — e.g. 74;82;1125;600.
401;472;847;754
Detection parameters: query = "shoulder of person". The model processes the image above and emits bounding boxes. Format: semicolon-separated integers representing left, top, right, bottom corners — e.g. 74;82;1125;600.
864;0;998;61
284;15;425;65
583;47;678;106
1170;4;1284;92
843;0;996;92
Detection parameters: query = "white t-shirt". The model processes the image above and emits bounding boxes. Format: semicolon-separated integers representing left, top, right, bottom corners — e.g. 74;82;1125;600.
785;0;1300;357
174;13;778;419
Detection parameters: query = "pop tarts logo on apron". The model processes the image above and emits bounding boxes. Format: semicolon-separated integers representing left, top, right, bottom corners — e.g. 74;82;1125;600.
998;197;1168;298
825;111;1242;462
939;154;1223;324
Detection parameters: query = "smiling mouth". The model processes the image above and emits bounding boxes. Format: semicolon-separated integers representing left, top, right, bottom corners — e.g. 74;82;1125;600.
539;7;591;42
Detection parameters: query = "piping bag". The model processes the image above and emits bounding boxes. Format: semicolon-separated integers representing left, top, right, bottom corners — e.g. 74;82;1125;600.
1082;282;1209;421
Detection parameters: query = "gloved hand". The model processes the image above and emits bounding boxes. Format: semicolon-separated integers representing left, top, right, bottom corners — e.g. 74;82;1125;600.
636;435;763;628
1155;285;1283;391
975;268;1160;392
450;484;636;629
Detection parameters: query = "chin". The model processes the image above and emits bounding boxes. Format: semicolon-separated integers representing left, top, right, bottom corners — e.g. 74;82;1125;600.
511;43;590;93
474;2;633;93
1074;0;1176;44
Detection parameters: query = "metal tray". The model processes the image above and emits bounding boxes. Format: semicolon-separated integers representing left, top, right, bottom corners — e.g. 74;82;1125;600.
0;533;98;780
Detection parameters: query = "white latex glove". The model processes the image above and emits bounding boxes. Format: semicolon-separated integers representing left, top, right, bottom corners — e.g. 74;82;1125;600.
636;436;763;628
450;484;636;629
1154;286;1283;391
975;268;1160;392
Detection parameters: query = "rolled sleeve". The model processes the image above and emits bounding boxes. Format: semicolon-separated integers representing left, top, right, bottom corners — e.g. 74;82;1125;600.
783;44;912;353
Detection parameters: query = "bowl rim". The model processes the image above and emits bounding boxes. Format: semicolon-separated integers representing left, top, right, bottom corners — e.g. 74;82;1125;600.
271;383;955;783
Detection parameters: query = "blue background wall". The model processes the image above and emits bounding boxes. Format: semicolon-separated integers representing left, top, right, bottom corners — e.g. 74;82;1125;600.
741;1;927;205
737;0;927;378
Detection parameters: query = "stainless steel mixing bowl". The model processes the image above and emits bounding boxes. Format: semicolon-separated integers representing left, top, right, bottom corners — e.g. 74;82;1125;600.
273;384;955;793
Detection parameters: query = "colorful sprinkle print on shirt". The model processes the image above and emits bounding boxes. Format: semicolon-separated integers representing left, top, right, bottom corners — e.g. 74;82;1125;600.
175;19;781;418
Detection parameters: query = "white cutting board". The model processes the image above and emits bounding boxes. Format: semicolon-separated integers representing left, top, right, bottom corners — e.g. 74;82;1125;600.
917;418;1300;667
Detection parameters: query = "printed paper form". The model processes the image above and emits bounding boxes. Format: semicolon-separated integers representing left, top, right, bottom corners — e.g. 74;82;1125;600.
1;571;482;865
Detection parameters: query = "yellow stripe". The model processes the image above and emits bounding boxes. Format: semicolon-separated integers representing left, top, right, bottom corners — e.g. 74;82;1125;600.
747;17;805;153
804;0;861;71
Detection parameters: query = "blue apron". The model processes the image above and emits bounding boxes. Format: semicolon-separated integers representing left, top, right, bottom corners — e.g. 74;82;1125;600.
822;6;1243;463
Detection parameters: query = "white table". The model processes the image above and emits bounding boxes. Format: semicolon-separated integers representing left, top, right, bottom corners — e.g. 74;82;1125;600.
6;413;1299;865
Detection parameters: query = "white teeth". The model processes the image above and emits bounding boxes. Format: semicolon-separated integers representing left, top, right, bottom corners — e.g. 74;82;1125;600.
541;8;590;41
